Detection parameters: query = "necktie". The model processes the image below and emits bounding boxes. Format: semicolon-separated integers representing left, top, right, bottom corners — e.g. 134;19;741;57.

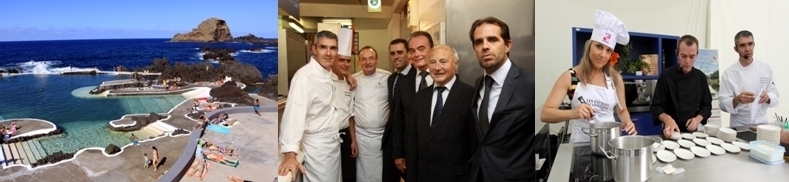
419;71;429;90
392;73;402;96
431;86;446;132
479;76;494;135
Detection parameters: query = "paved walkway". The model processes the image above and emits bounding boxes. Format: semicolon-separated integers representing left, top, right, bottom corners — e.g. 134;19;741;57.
0;134;189;182
181;111;277;181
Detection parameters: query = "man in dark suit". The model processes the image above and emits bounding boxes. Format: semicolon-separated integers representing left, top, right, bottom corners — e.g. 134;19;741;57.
390;31;435;179
468;17;536;182
406;45;477;182
383;38;413;182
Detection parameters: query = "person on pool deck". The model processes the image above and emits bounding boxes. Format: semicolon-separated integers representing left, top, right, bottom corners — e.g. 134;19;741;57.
253;99;261;116
650;35;712;137
541;10;637;144
131;133;139;145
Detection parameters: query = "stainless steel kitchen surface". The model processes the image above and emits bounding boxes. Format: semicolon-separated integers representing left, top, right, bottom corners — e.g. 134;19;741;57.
548;135;789;182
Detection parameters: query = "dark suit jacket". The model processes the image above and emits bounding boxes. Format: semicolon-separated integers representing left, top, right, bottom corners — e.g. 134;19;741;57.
390;67;418;159
469;62;536;182
406;80;478;182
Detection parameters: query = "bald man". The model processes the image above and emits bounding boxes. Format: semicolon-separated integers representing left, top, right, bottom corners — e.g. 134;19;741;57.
352;46;391;181
405;45;478;182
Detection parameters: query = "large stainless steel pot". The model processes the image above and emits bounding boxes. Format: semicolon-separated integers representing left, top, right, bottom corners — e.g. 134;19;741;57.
582;122;622;155
599;136;663;182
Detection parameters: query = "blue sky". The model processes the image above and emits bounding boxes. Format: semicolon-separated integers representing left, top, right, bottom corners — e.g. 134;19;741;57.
0;0;277;41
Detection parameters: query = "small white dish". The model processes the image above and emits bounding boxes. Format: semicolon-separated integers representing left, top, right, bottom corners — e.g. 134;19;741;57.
681;133;696;139
677;139;695;148
652;143;665;152
690;146;711;157
706;137;724;145
670;132;682;140
757;125;781;133
732;141;751;150
693;132;709;138
657;150;677;163
693;138;711;146
720;143;741;153
663;140;680;150
706;145;725;155
673;148;695;160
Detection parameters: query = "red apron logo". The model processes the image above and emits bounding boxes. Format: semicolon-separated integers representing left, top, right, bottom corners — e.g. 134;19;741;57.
602;33;611;43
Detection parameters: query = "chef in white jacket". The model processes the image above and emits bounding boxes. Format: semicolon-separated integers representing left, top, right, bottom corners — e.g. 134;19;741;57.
331;28;358;182
278;30;342;182
719;30;779;127
352;46;391;181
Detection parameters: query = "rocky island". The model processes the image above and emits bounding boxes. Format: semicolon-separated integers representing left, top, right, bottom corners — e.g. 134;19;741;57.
170;18;277;45
171;18;233;42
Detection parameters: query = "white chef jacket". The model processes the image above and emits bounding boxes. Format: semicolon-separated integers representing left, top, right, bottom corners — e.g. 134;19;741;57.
280;57;342;182
332;73;355;130
719;60;779;127
352;69;391;129
352;68;391;182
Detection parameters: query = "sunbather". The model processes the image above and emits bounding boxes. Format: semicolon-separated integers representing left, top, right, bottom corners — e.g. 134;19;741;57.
227;175;252;182
204;142;239;156
202;150;240;167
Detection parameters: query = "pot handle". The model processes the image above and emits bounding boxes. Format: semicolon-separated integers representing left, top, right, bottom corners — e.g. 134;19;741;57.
581;128;596;137
652;136;664;150
598;145;617;159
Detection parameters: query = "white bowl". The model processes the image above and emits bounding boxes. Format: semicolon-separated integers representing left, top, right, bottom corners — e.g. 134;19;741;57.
705;124;720;136
718;128;737;142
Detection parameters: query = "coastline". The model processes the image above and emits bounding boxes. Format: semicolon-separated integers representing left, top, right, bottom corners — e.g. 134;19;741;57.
0;86;211;173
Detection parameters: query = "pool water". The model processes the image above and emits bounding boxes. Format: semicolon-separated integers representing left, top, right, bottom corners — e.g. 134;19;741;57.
0;74;186;155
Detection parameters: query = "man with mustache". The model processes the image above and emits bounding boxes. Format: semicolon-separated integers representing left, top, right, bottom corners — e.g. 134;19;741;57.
382;38;412;182
719;30;779;127
406;45;477;181
352;46;391;181
391;31;435;179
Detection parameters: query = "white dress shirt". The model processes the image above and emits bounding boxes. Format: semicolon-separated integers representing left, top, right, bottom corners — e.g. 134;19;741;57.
477;59;513;123
280;57;338;153
353;69;392;129
415;68;434;92
332;73;355;130
431;75;457;125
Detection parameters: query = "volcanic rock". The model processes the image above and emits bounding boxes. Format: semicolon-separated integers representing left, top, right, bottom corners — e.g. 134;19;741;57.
3;129;63;144
231;34;277;45
105;144;121;155
218;61;264;84
258;74;277;100
32;151;75;168
172;129;190;136
171;18;233;42
210;81;254;105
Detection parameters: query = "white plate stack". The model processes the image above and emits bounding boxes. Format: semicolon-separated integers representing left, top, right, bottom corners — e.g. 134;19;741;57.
756;125;781;144
717;128;737;143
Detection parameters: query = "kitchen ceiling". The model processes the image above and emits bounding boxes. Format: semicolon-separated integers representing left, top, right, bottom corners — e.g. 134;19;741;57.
300;0;396;6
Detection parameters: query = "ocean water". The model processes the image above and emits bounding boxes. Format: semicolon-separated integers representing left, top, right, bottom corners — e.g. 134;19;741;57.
0;39;277;155
0;39;277;76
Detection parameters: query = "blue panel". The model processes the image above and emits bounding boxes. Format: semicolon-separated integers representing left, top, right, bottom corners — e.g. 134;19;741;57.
632;112;663;136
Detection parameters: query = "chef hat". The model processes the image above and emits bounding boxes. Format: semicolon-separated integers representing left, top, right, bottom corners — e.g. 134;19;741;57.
590;10;629;49
336;28;354;57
